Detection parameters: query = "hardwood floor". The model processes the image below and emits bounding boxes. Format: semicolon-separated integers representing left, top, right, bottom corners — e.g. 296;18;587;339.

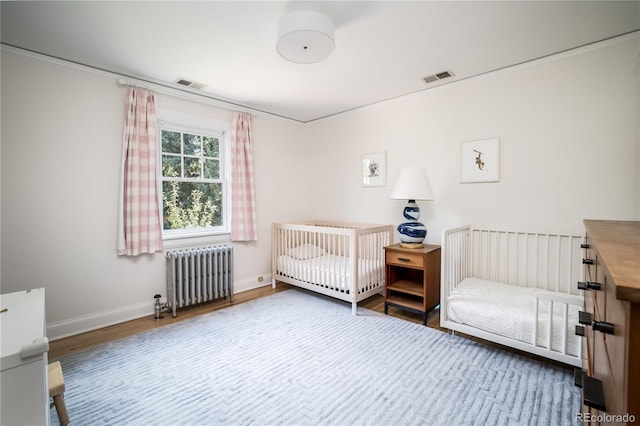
48;284;441;360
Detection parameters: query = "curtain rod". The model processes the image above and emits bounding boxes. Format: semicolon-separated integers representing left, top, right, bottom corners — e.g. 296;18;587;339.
116;78;257;117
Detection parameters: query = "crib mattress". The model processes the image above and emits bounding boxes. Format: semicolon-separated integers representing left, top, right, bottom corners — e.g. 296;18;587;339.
447;278;581;356
276;254;384;293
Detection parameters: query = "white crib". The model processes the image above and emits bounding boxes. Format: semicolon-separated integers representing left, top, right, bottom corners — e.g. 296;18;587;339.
272;221;393;314
441;225;585;366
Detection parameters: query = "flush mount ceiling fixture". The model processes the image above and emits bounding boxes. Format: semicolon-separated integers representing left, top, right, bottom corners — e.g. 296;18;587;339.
276;10;335;64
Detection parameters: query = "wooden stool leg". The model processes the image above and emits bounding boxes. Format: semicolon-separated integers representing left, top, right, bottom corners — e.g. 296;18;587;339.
53;394;69;426
48;361;70;425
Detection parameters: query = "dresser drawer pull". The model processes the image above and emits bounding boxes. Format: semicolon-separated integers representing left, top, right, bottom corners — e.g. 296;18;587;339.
579;311;592;325
582;258;594;265
574;368;583;388
397;257;412;262
593;321;614;334
577;281;601;291
578;311;614;334
582;374;607;412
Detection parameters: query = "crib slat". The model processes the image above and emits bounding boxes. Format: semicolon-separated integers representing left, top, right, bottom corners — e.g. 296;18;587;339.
495;231;500;282
547;300;553;349
556;236;561;293
548;235;552;291
516;232;521;287
562;303;569;355
533;297;539;346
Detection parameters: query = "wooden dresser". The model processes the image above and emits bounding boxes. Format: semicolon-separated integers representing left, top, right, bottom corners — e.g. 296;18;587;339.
578;220;639;424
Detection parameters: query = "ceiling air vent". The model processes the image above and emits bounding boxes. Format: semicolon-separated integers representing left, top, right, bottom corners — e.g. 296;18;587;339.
174;77;207;90
422;70;454;84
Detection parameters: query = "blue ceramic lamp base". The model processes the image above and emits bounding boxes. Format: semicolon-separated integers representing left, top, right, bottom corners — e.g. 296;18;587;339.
397;200;427;249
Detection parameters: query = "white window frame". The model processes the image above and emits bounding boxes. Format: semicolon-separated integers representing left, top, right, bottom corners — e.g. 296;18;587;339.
157;110;231;248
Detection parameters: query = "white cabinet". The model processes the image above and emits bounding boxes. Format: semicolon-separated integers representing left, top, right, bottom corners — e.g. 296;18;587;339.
1;288;50;426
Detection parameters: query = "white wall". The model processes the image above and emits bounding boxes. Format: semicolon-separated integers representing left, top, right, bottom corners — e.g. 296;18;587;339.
306;35;640;239
1;33;638;339
0;49;311;338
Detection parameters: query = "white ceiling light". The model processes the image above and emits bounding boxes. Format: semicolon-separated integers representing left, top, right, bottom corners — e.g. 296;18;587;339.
276;10;335;64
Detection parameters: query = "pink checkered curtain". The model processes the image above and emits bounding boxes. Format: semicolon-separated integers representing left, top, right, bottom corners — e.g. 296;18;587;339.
230;112;257;241
116;88;164;255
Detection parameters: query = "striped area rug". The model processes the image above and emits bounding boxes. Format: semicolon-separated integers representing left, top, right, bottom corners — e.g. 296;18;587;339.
51;289;579;426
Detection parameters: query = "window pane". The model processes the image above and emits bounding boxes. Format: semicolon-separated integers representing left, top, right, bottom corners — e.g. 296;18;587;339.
203;137;219;157
162;130;181;154
162;181;222;230
184;157;201;178
162;155;181;177
183;133;201;155
203;159;219;179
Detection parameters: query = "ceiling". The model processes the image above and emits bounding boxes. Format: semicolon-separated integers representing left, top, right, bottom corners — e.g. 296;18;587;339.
2;1;639;123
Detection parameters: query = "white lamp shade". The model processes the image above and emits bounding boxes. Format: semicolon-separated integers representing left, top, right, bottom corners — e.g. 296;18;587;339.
276;10;335;64
390;166;434;201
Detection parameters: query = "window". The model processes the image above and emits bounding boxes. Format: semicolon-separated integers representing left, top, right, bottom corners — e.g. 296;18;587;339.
158;111;230;243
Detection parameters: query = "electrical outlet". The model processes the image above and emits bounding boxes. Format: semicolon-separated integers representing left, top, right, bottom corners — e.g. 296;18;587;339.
258;275;264;282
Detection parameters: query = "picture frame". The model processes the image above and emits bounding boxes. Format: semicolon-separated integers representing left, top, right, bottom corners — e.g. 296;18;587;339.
460;137;500;183
362;152;386;187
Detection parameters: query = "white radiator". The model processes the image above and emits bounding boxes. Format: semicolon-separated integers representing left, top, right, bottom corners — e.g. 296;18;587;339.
166;246;234;317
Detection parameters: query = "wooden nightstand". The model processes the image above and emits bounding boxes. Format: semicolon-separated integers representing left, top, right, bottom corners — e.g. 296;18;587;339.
384;243;441;325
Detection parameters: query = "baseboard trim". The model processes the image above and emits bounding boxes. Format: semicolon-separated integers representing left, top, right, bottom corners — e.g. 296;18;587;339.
234;273;273;294
47;273;273;341
47;301;153;341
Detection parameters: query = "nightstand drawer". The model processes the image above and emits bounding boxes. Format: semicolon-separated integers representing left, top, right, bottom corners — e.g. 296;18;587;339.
387;252;424;268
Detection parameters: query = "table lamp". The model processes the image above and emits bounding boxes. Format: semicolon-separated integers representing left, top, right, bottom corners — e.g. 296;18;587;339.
389;166;434;248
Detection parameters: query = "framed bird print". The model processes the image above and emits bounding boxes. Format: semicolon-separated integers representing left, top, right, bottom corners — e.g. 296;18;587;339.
362;152;386;187
461;138;500;183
